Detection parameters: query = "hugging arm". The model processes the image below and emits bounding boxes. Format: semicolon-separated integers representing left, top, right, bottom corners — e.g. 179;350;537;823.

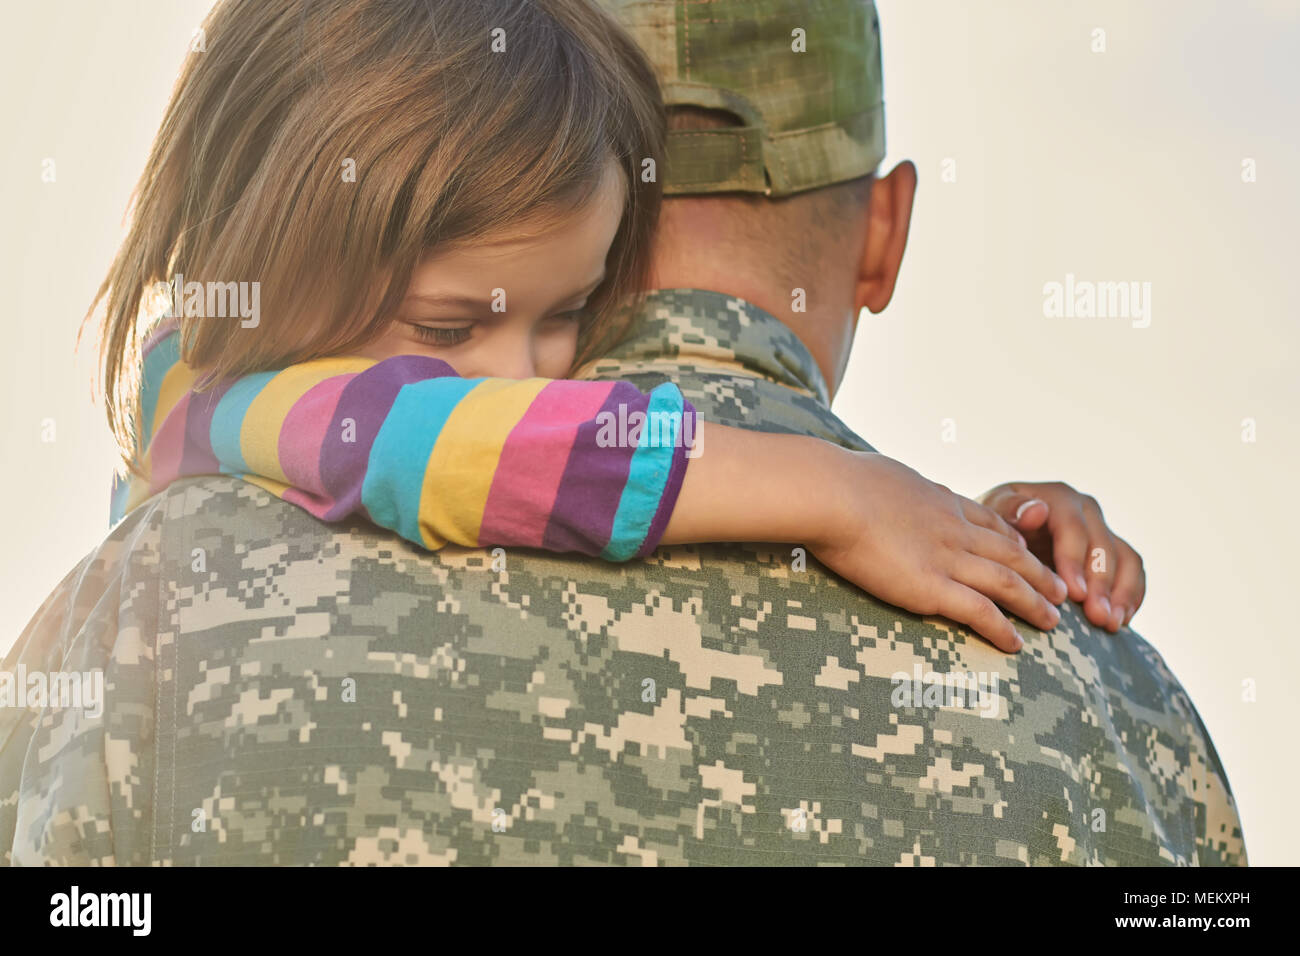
115;329;694;561
118;333;1066;650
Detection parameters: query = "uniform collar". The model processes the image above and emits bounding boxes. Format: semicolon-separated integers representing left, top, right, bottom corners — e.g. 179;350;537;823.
606;288;833;406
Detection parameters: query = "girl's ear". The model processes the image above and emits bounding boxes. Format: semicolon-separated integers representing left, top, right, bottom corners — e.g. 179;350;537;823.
853;161;918;315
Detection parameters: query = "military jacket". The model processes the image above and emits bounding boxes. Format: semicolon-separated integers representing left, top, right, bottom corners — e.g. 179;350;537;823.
0;289;1246;866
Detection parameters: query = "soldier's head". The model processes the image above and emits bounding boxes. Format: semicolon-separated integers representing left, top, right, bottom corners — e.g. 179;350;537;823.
598;0;917;392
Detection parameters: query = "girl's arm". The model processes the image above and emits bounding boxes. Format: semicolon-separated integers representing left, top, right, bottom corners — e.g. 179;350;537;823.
116;325;691;561
660;423;1067;651
119;327;1065;650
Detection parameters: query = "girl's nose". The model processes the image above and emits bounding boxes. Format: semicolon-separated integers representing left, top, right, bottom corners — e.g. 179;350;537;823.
494;337;538;380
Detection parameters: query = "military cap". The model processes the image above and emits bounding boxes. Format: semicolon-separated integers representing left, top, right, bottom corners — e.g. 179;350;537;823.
598;0;886;195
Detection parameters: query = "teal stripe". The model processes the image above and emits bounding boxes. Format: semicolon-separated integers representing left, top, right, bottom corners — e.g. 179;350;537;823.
361;376;482;544
113;329;181;527
602;384;685;561
108;471;130;526
139;331;181;443
209;371;277;474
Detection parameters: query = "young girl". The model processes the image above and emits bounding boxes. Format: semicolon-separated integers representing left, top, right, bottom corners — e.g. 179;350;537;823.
94;0;1065;652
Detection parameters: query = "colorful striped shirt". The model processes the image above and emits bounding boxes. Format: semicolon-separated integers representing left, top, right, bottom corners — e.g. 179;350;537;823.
109;320;696;560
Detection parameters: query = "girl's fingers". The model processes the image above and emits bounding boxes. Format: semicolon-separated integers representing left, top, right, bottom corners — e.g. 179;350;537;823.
1076;502;1121;632
984;486;1052;533
953;551;1061;634
1048;507;1091;604
967;525;1067;605
1009;497;1050;531
935;580;1024;653
1108;534;1146;629
960;496;1025;547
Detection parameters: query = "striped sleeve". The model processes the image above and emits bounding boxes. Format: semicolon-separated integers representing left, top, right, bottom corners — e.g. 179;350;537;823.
110;326;697;560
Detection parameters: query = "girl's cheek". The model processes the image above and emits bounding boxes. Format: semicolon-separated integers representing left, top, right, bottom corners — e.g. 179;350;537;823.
452;334;533;380
536;325;580;379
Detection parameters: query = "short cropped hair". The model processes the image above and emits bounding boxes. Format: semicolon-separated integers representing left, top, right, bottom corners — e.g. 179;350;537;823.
666;106;873;289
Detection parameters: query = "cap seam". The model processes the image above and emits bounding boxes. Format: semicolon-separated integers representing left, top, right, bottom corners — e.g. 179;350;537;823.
682;0;691;80
767;103;885;140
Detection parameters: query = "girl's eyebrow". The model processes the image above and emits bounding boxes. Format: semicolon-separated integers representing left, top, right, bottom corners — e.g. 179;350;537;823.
405;272;607;313
403;293;491;310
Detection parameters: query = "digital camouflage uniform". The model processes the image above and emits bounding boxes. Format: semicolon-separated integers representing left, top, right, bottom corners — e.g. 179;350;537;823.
0;0;1246;865
0;289;1245;865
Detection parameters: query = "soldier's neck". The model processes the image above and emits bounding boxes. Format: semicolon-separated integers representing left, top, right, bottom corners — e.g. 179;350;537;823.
647;248;856;400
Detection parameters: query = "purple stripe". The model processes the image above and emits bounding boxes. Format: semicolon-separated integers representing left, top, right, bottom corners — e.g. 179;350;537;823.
634;400;697;558
142;317;179;358
541;381;645;555
179;378;234;477
319;353;459;520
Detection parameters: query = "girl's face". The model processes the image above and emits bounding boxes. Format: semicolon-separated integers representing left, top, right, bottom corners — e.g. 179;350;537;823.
354;158;626;379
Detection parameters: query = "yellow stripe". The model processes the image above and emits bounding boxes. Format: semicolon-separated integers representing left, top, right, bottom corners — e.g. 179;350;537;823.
151;361;199;442
240;356;375;481
241;473;293;498
123;470;292;519
127;360;200;514
418;377;549;549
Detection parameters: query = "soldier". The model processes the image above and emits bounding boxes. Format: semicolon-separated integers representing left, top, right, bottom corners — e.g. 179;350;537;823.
1;0;1244;865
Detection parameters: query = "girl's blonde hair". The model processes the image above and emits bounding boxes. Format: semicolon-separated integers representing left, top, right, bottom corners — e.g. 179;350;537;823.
86;0;664;474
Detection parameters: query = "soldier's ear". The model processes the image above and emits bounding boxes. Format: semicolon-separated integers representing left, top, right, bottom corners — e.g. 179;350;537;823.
853;161;917;315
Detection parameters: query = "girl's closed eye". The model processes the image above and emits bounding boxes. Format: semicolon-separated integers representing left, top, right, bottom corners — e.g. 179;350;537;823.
408;322;472;347
406;308;585;349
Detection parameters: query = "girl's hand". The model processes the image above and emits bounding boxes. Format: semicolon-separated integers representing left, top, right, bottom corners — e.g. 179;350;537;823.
980;481;1146;633
811;452;1068;653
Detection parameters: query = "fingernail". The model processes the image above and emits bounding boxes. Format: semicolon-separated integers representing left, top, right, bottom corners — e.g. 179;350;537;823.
1014;499;1043;522
1074;574;1087;593
1112;606;1126;630
1098;595;1111;617
1046;605;1060;628
1052;573;1067;595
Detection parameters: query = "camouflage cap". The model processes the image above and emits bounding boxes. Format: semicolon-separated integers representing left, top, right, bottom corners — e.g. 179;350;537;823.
597;0;886;196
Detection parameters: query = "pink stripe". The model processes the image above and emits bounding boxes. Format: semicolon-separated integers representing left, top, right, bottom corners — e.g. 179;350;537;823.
147;391;190;493
479;380;617;547
278;375;354;498
278;376;355;520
